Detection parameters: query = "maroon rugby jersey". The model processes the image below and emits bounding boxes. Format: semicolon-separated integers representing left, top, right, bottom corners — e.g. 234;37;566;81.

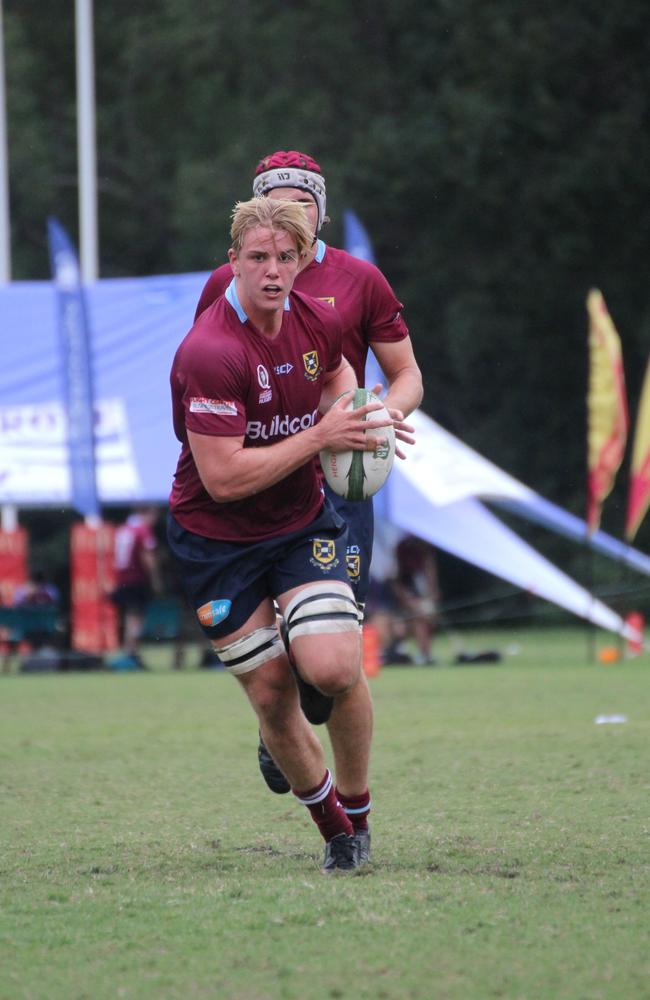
170;282;343;542
114;515;157;587
194;241;409;386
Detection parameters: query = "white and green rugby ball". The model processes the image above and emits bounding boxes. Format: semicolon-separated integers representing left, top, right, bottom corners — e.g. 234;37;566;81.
320;389;395;502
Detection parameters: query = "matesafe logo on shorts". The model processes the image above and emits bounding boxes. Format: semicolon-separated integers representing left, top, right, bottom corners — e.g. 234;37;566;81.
197;599;232;627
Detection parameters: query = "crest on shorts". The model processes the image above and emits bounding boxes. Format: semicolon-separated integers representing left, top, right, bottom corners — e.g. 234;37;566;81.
311;538;337;568
346;552;361;580
302;350;322;382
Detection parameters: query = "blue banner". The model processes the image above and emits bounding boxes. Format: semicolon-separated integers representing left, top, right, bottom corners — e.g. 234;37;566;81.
47;218;100;518
343;209;389;517
343;209;384;388
343;209;376;264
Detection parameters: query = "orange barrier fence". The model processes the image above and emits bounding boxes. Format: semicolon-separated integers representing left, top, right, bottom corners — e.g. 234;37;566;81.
362;622;381;678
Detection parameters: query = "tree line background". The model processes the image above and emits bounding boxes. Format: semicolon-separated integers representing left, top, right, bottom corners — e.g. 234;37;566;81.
5;0;650;615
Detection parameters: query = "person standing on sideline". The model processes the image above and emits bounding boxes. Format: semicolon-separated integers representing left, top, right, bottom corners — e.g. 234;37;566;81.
11;570;61;656
195;150;423;791
111;506;162;667
391;535;440;665
168;197;406;872
13;570;60;608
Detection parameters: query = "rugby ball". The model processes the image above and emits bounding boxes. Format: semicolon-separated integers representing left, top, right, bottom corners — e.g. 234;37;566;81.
320;389;395;501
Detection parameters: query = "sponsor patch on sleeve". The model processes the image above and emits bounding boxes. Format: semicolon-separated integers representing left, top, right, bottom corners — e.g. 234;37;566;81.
189;397;238;415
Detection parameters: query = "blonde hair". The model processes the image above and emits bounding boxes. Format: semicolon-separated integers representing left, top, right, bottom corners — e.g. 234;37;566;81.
230;197;314;257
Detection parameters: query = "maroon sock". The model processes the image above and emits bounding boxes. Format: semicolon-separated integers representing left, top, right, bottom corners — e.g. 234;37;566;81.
336;787;371;831
293;770;353;843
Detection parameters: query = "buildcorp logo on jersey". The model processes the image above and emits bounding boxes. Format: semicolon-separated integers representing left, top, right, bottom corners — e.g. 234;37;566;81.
246;409;318;440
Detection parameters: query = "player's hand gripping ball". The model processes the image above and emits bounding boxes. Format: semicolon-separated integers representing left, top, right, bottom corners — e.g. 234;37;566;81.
320;388;396;501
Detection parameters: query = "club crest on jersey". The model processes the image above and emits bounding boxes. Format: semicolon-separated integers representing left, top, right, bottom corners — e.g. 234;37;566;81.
317;296;336;307
310;538;339;571
302;350;322;382
346;552;361;580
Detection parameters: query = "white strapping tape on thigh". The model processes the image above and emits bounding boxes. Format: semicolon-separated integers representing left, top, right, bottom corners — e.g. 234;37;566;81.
214;625;283;676
284;582;361;641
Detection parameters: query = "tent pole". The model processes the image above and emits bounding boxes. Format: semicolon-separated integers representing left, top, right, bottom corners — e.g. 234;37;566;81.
75;0;98;283
0;2;11;284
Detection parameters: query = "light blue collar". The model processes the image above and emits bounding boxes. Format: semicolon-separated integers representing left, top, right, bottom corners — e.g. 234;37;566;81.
225;277;290;322
314;239;326;263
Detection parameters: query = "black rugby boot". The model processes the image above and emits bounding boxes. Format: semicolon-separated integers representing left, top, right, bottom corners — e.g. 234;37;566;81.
257;733;290;794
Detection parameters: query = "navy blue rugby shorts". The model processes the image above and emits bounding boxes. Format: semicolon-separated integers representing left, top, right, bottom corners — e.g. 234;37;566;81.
324;485;374;606
167;499;351;641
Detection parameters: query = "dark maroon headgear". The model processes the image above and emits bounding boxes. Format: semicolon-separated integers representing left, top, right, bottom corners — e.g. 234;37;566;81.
252;150;327;231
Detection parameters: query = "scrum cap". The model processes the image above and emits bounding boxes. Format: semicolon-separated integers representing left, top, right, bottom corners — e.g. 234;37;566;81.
253;150;327;231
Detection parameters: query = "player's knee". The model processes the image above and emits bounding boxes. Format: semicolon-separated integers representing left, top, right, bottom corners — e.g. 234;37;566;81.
294;632;362;695
283;582;361;694
283;582;360;645
312;658;360;696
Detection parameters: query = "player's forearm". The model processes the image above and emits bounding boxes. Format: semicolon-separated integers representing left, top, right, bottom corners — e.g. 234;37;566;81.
382;365;423;418
319;358;357;414
200;426;329;503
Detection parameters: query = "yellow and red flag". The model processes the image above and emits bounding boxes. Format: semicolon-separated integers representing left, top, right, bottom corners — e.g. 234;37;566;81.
625;356;650;541
586;289;629;533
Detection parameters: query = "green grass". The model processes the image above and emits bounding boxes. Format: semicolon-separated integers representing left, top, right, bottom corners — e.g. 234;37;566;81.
1;627;649;1000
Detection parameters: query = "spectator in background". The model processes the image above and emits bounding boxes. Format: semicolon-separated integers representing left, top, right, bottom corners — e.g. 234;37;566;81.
365;520;409;664
111;506;162;667
13;570;60;608
390;535;440;666
11;569;61;654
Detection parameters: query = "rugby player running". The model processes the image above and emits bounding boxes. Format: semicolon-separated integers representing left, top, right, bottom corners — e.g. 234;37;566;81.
168;197;409;872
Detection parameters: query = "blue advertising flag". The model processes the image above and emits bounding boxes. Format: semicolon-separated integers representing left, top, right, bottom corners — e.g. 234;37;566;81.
343;209;376;264
343;209;383;388
343;209;389;516
47;218;100;518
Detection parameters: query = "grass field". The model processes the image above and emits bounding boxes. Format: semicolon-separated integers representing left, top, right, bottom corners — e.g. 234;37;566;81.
1;627;649;1000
